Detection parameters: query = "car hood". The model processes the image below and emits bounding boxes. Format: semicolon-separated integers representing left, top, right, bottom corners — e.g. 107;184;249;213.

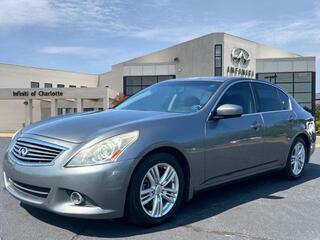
22;110;175;143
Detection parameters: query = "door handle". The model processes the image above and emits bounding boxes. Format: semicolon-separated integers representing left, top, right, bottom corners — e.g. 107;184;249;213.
250;122;262;130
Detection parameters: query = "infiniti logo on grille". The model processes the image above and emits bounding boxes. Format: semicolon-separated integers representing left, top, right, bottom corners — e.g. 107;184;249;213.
18;147;29;157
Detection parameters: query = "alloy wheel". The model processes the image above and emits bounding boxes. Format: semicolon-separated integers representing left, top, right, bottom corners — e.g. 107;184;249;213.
291;142;306;176
140;163;179;218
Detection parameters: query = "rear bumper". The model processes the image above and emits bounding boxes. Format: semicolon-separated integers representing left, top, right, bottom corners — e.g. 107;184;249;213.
3;152;134;219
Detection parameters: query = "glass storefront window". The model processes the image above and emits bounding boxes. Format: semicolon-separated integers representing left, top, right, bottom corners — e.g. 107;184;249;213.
275;73;293;83
294;82;312;92
276;83;293;92
124;75;175;96
293;92;312;103
142;76;157;85
214;44;222;76
257;73;276;83
215;45;222;56
158;75;174;82
294;72;312;82
126;86;142;95
126;76;141;85
256;71;315;115
215;57;222;68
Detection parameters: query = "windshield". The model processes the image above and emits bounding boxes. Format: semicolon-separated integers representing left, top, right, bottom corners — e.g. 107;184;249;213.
115;81;221;113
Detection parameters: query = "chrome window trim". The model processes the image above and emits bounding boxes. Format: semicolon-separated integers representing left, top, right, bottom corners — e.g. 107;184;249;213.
8;137;68;167
207;79;293;121
251;80;292;113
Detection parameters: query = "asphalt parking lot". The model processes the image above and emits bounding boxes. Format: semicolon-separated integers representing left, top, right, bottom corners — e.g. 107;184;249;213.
1;137;320;240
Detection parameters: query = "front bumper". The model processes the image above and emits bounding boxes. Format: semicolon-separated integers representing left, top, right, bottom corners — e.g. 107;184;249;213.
3;151;134;219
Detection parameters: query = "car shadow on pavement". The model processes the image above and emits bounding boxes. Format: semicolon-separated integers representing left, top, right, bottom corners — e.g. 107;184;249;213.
22;163;320;238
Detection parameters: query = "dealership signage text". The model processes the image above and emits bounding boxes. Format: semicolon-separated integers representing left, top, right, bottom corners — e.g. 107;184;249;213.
12;90;63;97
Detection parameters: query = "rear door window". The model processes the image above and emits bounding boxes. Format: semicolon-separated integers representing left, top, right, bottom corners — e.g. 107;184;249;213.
277;89;290;110
252;83;285;112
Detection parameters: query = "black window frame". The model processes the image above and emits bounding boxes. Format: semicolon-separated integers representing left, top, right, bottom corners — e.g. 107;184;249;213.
31;81;39;88
123;75;176;96
69;85;76;88
57;84;65;88
214;44;223;76
44;83;52;88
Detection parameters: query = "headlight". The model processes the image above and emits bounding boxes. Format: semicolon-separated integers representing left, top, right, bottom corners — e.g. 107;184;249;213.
66;131;139;167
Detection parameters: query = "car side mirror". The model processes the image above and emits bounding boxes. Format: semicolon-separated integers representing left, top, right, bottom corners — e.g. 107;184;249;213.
210;104;243;120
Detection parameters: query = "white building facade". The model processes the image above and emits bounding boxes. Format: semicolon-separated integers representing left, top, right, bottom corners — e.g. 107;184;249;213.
0;32;316;131
100;33;316;115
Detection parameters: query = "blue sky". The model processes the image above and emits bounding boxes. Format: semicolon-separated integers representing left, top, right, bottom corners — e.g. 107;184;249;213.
0;0;319;91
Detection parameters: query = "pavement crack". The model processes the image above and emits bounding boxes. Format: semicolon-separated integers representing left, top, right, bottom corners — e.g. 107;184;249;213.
183;224;274;240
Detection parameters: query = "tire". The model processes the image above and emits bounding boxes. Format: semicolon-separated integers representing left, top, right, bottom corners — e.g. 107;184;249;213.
283;137;307;179
126;152;185;226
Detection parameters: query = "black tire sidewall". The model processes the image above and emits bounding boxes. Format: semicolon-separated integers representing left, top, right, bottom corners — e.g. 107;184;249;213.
126;152;185;226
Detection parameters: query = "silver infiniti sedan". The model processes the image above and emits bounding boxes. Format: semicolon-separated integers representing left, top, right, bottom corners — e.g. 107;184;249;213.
3;77;316;226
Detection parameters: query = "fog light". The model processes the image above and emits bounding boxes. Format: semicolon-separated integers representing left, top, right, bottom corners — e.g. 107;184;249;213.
70;192;84;205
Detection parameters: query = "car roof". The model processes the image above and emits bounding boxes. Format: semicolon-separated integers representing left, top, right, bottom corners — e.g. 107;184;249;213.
164;76;290;95
166;76;255;83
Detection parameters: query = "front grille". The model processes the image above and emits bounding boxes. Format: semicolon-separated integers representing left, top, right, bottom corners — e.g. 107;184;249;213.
11;138;64;164
9;178;50;198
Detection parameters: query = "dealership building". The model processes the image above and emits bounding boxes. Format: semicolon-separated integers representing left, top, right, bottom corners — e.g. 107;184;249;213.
0;32;316;132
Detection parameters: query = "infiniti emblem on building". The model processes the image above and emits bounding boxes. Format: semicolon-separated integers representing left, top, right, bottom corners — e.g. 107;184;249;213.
18;147;29;157
231;48;250;66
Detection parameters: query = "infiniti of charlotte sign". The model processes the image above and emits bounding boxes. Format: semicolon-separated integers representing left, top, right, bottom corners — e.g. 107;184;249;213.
0;88;112;100
227;47;254;77
12;90;63;97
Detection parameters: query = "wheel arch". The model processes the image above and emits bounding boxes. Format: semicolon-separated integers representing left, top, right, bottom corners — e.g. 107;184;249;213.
292;132;311;163
125;146;192;210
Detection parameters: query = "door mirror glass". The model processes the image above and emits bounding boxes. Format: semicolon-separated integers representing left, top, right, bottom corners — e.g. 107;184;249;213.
211;104;243;119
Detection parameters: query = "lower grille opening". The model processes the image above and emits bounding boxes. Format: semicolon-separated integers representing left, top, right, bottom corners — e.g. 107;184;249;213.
9;179;50;198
